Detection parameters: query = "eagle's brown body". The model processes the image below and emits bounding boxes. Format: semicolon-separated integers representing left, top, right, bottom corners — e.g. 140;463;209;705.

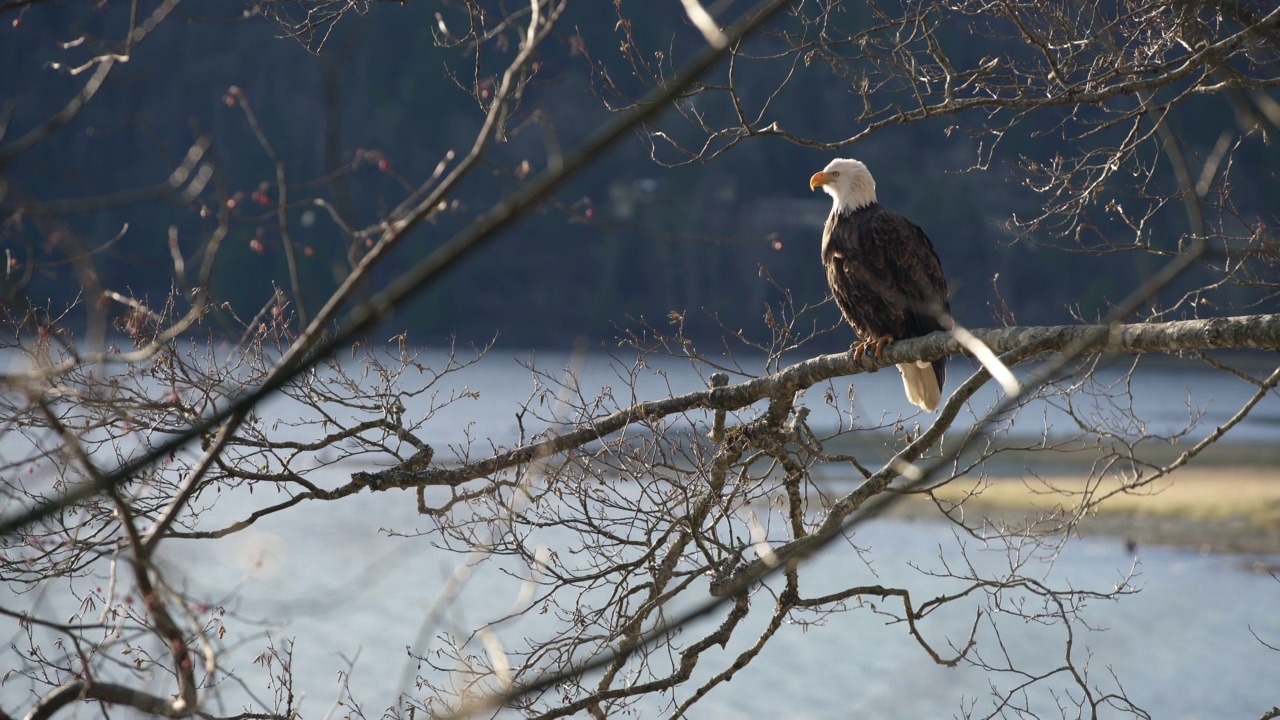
811;158;951;411
821;201;950;395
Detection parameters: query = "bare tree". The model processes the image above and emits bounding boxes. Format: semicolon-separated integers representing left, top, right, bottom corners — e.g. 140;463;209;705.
1;1;1278;719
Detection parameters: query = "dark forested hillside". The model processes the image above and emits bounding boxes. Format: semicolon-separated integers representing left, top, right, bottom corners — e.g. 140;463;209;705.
2;1;1276;348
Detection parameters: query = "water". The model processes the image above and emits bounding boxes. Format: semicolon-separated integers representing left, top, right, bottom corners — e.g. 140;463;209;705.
144;508;1280;719
1;347;1278;718
695;529;1280;719
402;349;1280;448
109;492;1276;720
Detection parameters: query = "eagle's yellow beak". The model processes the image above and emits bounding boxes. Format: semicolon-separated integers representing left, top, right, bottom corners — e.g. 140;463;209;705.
809;171;830;191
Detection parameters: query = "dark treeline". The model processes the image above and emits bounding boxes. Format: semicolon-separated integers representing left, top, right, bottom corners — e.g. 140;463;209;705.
2;1;1276;351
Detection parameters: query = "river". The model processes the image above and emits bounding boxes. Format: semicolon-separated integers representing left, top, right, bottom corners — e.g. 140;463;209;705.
1;347;1278;718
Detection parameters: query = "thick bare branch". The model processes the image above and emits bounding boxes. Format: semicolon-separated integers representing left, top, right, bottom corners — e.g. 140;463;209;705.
354;313;1280;493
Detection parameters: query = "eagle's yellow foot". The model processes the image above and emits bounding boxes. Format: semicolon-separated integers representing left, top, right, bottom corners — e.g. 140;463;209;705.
867;334;894;359
850;336;895;363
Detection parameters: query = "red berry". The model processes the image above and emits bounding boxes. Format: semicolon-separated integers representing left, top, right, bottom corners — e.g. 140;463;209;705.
377;158;390;172
249;239;264;254
304;246;314;257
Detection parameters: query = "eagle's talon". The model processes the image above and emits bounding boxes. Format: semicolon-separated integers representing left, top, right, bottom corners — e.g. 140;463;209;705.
849;342;866;362
870;335;893;359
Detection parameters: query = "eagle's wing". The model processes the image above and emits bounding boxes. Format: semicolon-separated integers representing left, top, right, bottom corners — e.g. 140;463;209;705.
870;210;949;338
869;209;950;398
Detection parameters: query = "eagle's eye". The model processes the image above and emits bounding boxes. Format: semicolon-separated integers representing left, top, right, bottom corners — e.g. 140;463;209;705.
830;171;840;177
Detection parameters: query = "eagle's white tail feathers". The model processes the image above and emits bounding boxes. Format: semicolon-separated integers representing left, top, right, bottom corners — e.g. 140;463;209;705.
898;361;941;412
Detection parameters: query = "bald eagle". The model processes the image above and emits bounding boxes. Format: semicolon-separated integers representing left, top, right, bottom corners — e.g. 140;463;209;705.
810;158;951;412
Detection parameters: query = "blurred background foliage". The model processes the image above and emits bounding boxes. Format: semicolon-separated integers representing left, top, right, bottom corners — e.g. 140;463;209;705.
2;0;1277;349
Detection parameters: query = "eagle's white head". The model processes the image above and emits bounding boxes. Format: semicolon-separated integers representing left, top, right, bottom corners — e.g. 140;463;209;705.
809;158;877;214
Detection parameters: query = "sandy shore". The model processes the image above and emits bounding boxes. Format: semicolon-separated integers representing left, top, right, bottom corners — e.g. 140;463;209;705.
882;465;1280;556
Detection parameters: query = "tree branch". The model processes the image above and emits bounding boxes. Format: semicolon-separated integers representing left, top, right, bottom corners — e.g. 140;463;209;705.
353;313;1280;493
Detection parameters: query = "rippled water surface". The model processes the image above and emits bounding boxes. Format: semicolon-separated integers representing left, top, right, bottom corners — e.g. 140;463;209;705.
2;349;1277;718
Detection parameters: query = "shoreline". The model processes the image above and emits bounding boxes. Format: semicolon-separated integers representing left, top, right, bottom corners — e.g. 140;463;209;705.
876;465;1280;557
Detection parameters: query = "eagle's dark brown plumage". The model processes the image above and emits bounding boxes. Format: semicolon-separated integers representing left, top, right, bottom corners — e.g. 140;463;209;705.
810;158;951;411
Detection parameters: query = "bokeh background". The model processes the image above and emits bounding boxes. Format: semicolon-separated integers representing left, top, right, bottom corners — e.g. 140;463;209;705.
6;1;1276;349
